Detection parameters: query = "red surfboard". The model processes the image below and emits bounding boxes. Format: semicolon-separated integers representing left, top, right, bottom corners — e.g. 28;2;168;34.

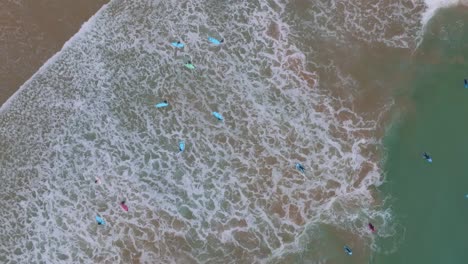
120;202;128;212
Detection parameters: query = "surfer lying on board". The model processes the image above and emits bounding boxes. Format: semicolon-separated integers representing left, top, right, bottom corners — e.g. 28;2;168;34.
368;222;376;232
155;100;169;108
344;245;352;255
120;201;129;212
422;152;432;163
171;41;184;48
185;61;196;70
295;163;305;173
96;216;105;225
208;37;224;45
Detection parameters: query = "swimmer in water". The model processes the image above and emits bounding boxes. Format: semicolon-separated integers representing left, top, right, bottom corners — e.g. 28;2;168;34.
94;177;101;184
422;152;432;162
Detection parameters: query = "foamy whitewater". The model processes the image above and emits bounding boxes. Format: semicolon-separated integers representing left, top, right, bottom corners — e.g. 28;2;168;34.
0;0;457;263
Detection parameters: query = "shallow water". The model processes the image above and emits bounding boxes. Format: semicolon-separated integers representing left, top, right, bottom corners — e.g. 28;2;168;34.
0;0;460;263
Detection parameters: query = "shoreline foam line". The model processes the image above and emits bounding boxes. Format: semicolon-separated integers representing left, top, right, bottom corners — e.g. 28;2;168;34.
0;1;112;113
416;0;461;47
421;0;460;29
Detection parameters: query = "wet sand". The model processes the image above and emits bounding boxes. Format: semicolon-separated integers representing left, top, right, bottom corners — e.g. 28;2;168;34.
0;0;109;106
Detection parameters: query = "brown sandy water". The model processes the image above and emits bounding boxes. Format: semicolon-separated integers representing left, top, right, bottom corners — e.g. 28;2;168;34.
0;0;108;106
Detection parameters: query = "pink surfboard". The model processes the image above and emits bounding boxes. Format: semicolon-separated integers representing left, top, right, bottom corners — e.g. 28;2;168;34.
120;202;128;212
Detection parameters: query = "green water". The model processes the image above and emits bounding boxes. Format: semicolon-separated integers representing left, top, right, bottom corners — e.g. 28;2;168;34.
376;8;468;263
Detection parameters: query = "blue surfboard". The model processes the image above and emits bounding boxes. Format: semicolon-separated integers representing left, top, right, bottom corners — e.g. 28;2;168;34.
179;141;185;152
155;101;169;108
208;37;223;45
212;112;224;121
171;42;184;48
96;216;106;225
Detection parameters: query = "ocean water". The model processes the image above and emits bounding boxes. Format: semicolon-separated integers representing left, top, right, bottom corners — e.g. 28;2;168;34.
0;0;461;263
376;7;468;263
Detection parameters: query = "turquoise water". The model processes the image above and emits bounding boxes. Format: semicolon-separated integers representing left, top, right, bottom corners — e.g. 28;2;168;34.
376;8;468;263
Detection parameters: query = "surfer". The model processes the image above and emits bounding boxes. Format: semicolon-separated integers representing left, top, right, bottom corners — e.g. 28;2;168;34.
96;216;105;225
179;140;185;152
465;79;468;88
155;100;169;108
344;245;353;255
94;177;100;184
368;222;376;232
212;112;224;121
422;152;432;163
171;41;184;48
295;163;305;173
120;201;129;212
185;61;195;69
208;37;224;45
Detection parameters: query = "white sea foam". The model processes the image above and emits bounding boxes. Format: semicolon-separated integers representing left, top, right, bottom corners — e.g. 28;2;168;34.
422;0;460;29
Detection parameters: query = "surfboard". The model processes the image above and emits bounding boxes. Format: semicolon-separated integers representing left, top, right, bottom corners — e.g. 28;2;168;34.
208;37;222;45
295;163;305;173
184;63;196;70
179;141;185;152
344;246;352;255
171;42;184;48
96;216;106;225
120;202;128;212
212;112;224;121
155;101;169;108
